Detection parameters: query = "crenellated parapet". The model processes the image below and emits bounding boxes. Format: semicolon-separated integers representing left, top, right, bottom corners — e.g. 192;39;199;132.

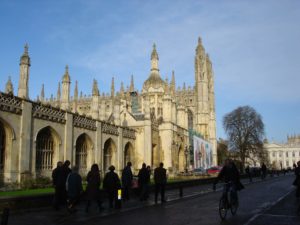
32;102;66;124
0;92;22;114
73;114;96;131
102;121;119;136
123;127;136;139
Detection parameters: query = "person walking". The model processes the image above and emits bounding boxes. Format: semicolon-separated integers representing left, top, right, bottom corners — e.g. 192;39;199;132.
245;165;252;182
103;165;121;209
293;161;300;198
154;162;167;204
61;160;72;203
138;163;150;201
66;166;83;213
261;163;267;180
52;161;64;210
85;164;103;213
122;162;133;201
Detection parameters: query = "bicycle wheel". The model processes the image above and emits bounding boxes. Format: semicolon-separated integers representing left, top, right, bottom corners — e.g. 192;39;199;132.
219;198;227;220
230;198;239;215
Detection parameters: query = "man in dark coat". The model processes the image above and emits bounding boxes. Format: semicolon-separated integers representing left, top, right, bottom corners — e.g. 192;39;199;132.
85;164;102;212
103;165;121;208
154;162;167;204
261;163;267;179
122;162;133;201
213;159;242;203
52;161;63;210
66;166;83;213
138;163;150;201
245;165;252;182
293;161;300;198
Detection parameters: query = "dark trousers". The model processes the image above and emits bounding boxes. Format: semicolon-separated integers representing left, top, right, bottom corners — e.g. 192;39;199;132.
247;172;252;182
108;190;118;208
155;183;165;203
67;195;80;211
140;183;149;201
123;186;130;200
53;186;66;209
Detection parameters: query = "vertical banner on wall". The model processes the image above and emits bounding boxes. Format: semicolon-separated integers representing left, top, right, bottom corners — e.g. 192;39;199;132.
193;135;213;169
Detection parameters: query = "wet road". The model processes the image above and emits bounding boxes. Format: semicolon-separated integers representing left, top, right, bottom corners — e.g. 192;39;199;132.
85;175;295;225
9;175;297;225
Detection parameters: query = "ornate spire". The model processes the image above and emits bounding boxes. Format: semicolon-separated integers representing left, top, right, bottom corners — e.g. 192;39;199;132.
20;43;30;66
130;75;134;92
5;76;14;95
151;43;159;71
111;77;115;97
57;82;61;100
170;70;176;95
62;65;70;83
18;43;31;99
74;80;78;100
40;84;45;101
183;82;186;91
196;36;205;56
198;37;202;45
165;77;169;93
143;43;165;89
120;82;125;97
92;79;99;96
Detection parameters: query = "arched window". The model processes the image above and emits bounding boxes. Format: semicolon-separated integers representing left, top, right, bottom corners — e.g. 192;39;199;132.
103;139;116;172
0;122;5;170
124;142;134;167
75;134;88;171
36;128;54;172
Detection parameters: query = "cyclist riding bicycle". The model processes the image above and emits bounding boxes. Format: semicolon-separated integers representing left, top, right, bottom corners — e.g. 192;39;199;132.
213;159;243;205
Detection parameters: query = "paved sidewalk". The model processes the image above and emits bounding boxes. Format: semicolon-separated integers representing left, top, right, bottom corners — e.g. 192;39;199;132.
7;174;291;225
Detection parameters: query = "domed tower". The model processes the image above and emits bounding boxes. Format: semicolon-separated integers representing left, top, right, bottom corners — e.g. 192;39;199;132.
18;44;31;99
142;44;165;118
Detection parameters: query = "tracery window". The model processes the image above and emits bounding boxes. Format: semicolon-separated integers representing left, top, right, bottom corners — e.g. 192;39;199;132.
36;128;54;172
75;135;88;170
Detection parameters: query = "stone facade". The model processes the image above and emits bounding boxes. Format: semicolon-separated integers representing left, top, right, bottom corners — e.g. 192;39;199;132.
264;135;300;169
0;38;217;183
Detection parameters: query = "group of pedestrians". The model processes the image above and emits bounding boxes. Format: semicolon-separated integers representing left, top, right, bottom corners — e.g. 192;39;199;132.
52;160;168;213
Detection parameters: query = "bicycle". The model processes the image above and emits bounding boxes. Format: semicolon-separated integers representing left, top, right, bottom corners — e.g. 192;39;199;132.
217;182;239;220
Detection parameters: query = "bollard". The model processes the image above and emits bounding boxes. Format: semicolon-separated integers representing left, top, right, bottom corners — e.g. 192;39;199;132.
1;208;9;225
179;186;183;198
115;189;122;209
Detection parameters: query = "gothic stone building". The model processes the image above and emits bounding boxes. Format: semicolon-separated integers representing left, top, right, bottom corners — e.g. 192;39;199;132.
0;38;217;183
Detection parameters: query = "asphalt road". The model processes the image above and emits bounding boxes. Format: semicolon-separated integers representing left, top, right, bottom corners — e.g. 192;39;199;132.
9;175;297;225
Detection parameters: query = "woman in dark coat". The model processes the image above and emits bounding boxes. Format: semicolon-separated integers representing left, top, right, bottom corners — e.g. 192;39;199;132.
85;164;102;212
103;165;121;209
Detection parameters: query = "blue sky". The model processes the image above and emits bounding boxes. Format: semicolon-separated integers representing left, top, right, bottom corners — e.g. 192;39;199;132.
0;0;299;143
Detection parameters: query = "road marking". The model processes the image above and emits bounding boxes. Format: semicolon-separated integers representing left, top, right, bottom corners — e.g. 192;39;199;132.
243;188;295;225
260;213;299;218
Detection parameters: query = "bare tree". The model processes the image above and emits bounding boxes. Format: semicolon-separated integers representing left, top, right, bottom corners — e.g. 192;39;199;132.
223;106;265;170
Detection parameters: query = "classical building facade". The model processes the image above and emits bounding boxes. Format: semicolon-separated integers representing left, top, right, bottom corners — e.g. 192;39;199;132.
0;38;217;183
264;135;300;169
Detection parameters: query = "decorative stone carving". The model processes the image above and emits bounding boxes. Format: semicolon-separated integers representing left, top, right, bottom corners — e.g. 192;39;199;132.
0;92;22;114
32;103;66;124
123;127;136;139
102;122;119;136
73;114;96;131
